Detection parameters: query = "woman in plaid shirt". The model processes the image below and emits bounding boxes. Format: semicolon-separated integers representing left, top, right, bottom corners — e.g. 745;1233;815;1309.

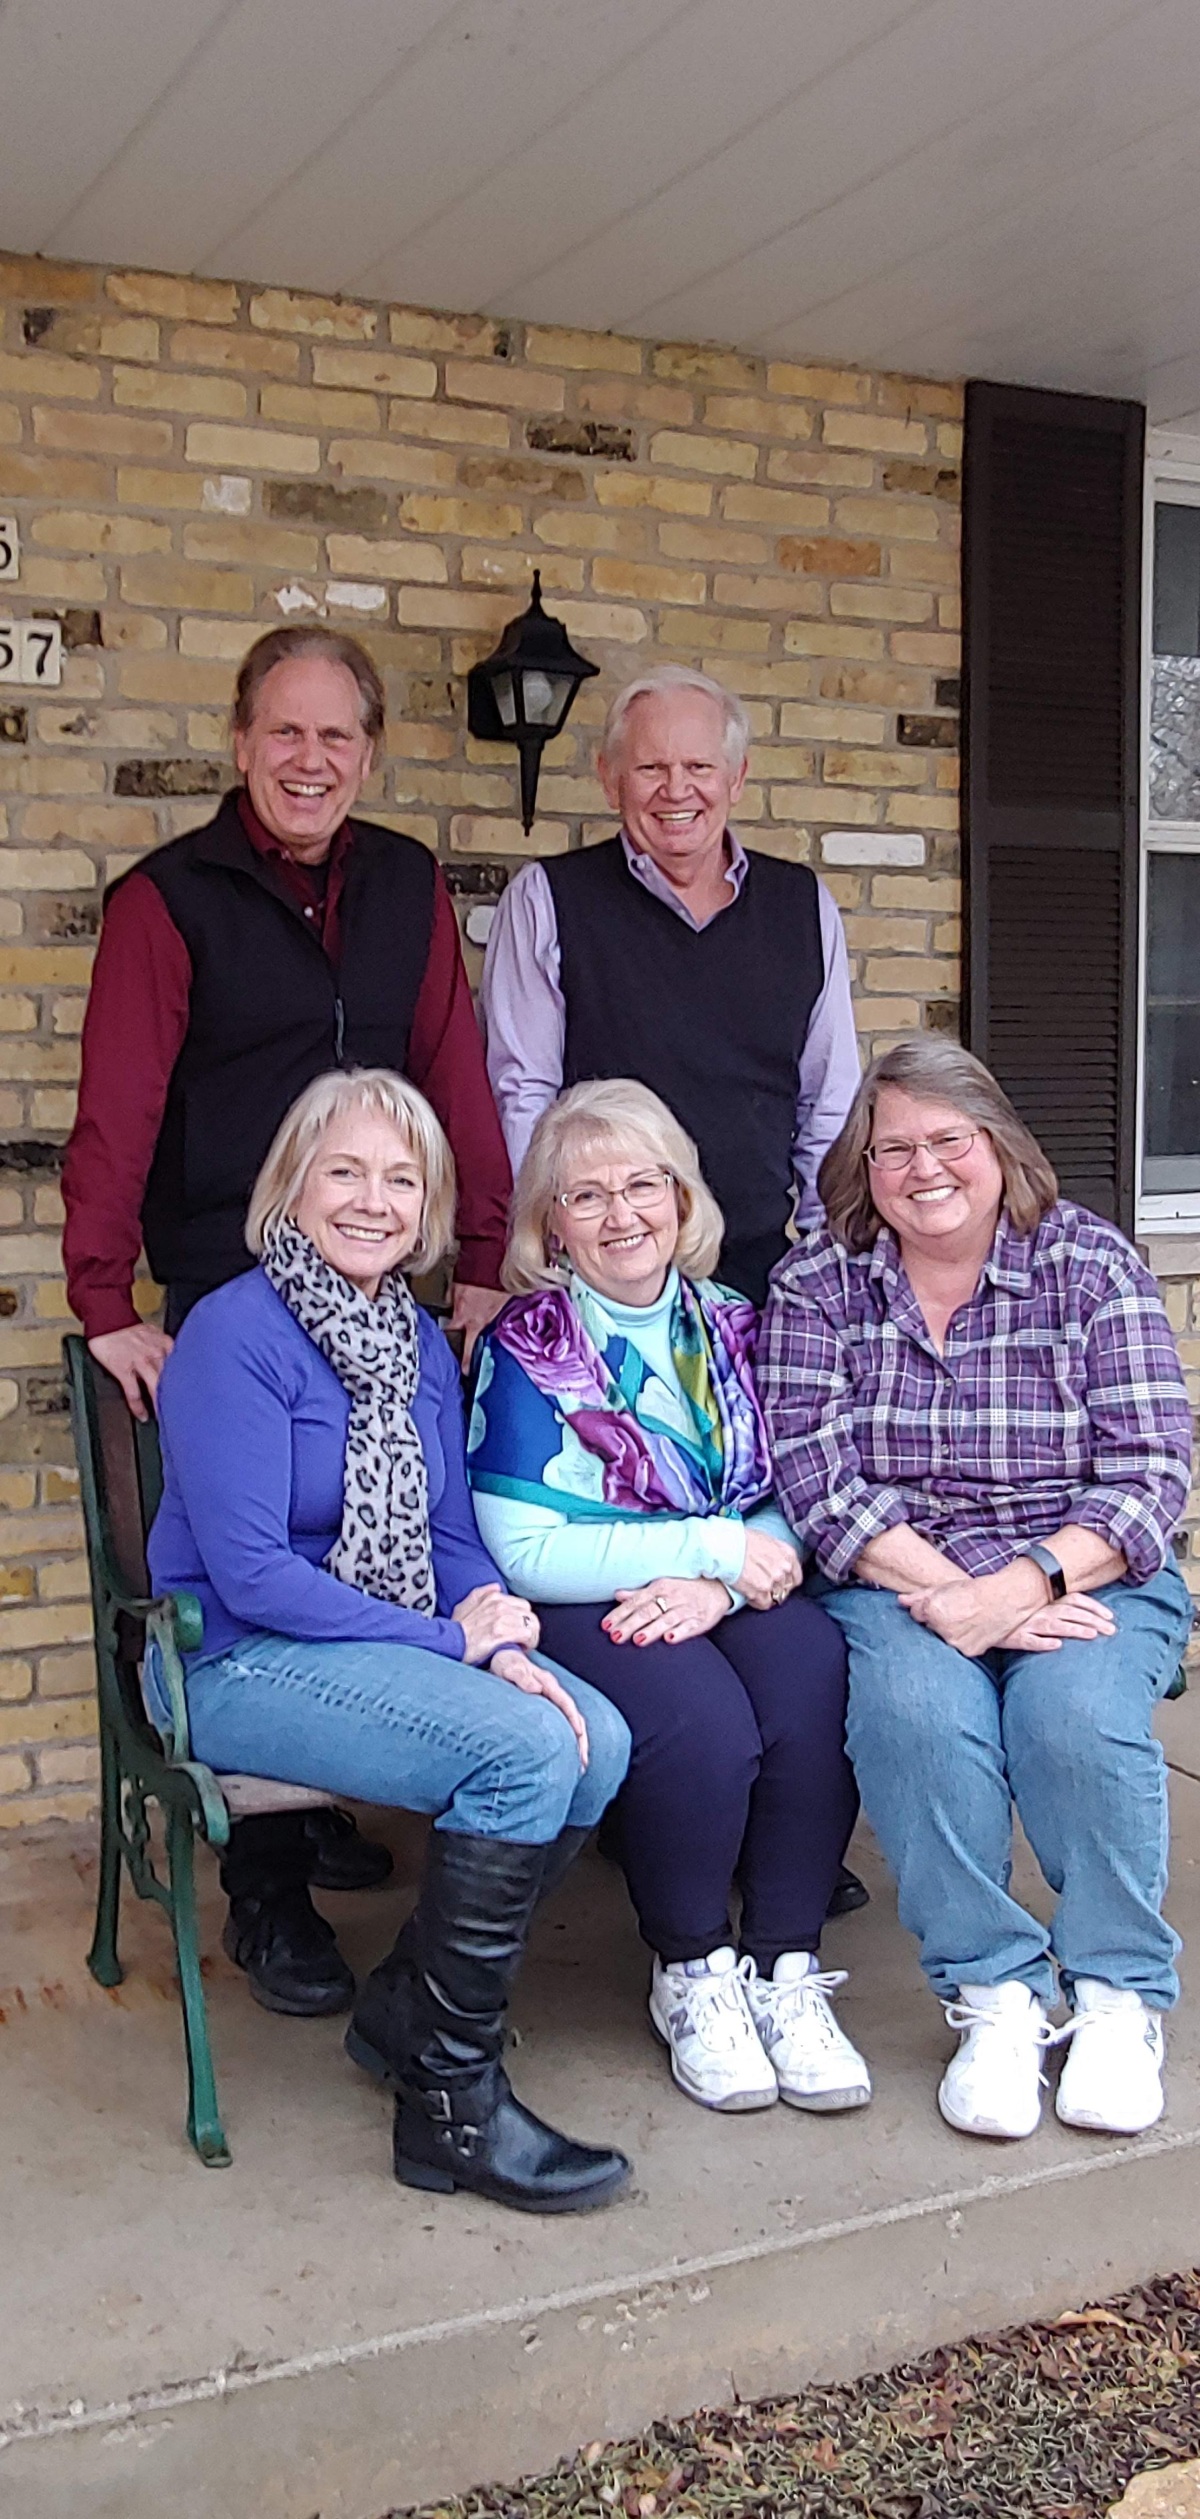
759;1036;1193;2143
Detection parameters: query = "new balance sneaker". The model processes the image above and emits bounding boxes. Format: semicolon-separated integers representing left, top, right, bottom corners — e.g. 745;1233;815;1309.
649;1947;777;2112
743;1953;872;2112
1054;1980;1165;2134
938;1981;1053;2139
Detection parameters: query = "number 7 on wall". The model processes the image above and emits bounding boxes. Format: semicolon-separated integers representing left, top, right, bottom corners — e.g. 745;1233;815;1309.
0;619;62;686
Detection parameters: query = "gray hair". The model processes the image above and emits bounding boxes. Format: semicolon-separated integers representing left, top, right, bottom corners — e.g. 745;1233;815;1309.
819;1034;1059;1256
599;664;751;774
232;625;385;746
504;1078;725;1294
246;1067;457;1277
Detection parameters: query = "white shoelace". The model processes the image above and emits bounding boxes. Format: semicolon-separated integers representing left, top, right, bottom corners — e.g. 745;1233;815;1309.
757;1966;851;2048
944;1997;1056;2088
671;1958;762;2053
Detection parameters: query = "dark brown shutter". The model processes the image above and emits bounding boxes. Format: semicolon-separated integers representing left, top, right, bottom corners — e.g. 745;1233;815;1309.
963;379;1143;1228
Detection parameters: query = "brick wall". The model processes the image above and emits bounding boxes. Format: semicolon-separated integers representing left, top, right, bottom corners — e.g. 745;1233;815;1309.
0;249;965;1827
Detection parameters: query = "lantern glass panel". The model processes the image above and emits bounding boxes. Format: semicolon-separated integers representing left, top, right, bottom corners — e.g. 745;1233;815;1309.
492;669;517;728
520;668;573;727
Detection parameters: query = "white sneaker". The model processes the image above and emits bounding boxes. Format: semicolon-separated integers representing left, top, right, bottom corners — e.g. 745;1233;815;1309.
938;1981;1054;2140
743;1953;872;2112
1054;1980;1165;2134
649;1948;777;2111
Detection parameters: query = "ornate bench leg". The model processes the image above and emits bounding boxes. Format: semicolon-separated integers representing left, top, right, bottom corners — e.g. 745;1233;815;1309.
87;1725;125;1989
167;1804;231;2167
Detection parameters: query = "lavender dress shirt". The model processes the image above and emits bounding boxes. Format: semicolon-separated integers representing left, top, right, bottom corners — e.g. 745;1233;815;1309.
480;831;860;1226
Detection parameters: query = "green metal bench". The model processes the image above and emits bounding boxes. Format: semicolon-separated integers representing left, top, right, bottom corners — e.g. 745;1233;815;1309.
64;1334;333;2166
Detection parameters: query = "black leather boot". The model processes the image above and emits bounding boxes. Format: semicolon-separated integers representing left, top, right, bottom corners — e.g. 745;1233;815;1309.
303;1806;394;1893
220;1812;355;2016
827;1864;870;1918
390;1832;630;2213
346;1823;593;2086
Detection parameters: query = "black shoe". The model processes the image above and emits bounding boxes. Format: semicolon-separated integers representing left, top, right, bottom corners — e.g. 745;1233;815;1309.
826;1864;870;1919
304;1806;394;1893
222;1886;356;2017
384;1830;631;2214
393;2065;630;2214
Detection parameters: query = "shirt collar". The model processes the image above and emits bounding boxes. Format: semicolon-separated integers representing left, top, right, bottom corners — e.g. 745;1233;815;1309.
866;1208;1033;1297
619;827;746;900
237;789;352;871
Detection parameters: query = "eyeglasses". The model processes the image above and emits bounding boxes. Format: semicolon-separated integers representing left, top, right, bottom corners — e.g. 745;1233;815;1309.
866;1129;977;1174
558;1168;676;1222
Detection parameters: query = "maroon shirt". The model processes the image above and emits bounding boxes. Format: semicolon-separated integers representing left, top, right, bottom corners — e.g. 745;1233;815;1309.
63;796;511;1335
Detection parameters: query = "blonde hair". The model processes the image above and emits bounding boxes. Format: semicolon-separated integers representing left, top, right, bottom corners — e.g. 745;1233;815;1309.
246;1068;457;1276
600;664;750;774
504;1078;724;1293
819;1035;1059;1256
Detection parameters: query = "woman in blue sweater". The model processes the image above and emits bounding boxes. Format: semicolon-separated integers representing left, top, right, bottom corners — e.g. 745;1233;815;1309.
149;1067;631;2214
467;1081;870;2121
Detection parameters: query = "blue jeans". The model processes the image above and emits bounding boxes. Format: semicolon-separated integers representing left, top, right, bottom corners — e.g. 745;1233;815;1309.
819;1564;1193;2010
165;1635;631;1845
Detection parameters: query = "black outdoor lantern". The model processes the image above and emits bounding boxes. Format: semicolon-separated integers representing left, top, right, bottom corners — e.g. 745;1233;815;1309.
466;569;599;832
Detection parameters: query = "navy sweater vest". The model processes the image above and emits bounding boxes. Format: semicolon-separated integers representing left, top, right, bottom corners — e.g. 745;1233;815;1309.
545;839;823;1299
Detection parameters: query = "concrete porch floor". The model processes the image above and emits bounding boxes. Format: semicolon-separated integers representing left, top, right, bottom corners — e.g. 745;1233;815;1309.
5;1693;1200;2519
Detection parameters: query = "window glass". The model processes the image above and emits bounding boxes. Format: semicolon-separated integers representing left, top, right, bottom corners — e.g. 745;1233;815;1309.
1150;503;1200;821
1143;851;1200;1192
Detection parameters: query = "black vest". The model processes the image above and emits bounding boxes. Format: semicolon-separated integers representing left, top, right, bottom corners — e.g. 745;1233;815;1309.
120;794;435;1290
545;838;824;1303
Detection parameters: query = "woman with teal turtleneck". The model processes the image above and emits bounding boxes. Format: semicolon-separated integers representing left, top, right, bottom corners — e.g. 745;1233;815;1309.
468;1079;870;2120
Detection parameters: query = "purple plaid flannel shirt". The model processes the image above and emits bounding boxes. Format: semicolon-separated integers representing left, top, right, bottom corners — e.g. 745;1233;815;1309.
758;1203;1193;1585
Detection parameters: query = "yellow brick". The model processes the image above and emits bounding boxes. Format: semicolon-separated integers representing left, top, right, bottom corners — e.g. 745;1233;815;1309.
872;874;960;912
449;814;569;855
817;662;930;707
580;378;694;426
31;510;170;556
826;747;927;788
0;850;95;891
888;792;959;830
767;447;876;490
747;746;816;782
780;702;889;744
845;913;930;952
120;557;255;612
34;1646;93;1696
115;465;204;511
2;1506;84;1551
0;1787;95;1827
388;398;510;448
823;411;929;455
0;254;96;306
936;754;960;789
29;1087;76;1128
118;654;233;705
878;376;964;420
108;270;238;324
395;588;516;635
933;916;961;953
37;1557;90;1600
0;1656;32;1703
652;520;767;567
311;346;438;398
785;621;886;660
533;773;607;814
940;589;962;632
771;785;877;825
741;825;810;862
670;616;769;654
22;801;156;848
938;424;964;461
766;362;873;406
722;484;830;529
531;511;642;556
702;395;812;443
594;470;711;515
250;288;377;340
170;324;299;377
389;308;498;354
525;325;642;375
98;316;160;362
852;996;922;1030
179;616;265;660
33;1195;66;1235
187;710;228;751
864;954;954;993
399;494;523;540
393;767;511;810
18;557;107;605
184;422;320;473
32;407;173;458
0;1318;64;1363
647;431;757;479
37;1741;100;1787
0;351;100;401
831;583;933;624
182;518;321;570
462;546;584;594
0;757;105;798
113;365;245;418
591;557;706;605
0;450;107;503
42;705;176;751
259;381;381;432
386;722;456;762
889;543;958;589
890;631;961;669
0;1689;96;1741
445;362;565;414
0;1752;31;1793
653;344;759;387
0;994;35;1029
713;572;823;614
324;535;447;583
836;496;940;541
0;405;19;447
327;437;455;489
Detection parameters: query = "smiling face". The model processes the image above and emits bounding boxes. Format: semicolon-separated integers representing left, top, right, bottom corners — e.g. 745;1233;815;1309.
867;1084;1005;1260
234;655;375;860
292;1106;425;1297
553;1134;681;1308
599;688;746;888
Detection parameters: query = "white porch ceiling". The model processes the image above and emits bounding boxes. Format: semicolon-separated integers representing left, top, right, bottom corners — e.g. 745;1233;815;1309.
5;0;1200;424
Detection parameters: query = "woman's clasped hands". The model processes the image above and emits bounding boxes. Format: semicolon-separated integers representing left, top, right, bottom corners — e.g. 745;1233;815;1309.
452;1581;590;1767
603;1529;802;1647
898;1567;1117;1657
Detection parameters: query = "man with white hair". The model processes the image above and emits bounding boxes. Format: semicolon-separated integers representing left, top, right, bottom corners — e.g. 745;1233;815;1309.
481;663;860;1308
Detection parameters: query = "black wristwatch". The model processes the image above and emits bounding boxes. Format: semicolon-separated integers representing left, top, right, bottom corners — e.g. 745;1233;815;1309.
1021;1542;1067;1601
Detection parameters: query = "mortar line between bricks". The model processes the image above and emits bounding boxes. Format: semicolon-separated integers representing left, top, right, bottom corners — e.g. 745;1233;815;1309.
5;2121;1200;2450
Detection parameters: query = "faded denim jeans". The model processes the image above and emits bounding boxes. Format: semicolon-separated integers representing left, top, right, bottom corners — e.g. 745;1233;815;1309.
818;1562;1193;2010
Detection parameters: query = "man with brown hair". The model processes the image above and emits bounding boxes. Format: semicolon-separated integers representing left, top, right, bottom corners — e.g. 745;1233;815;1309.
63;625;513;2009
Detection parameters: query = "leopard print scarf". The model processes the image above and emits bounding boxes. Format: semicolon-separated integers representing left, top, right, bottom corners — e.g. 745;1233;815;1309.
261;1220;436;1615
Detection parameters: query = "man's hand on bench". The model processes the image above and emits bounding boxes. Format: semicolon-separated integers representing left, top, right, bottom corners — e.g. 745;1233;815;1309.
88;1324;174;1420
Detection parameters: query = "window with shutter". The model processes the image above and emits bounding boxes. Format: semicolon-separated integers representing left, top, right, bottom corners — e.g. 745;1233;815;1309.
963;380;1144;1230
1143;458;1200;1223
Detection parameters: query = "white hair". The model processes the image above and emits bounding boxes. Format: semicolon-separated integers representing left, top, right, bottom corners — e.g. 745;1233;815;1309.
599;663;751;774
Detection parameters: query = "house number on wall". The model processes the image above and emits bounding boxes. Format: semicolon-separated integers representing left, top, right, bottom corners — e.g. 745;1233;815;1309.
0;517;18;581
0;619;63;687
